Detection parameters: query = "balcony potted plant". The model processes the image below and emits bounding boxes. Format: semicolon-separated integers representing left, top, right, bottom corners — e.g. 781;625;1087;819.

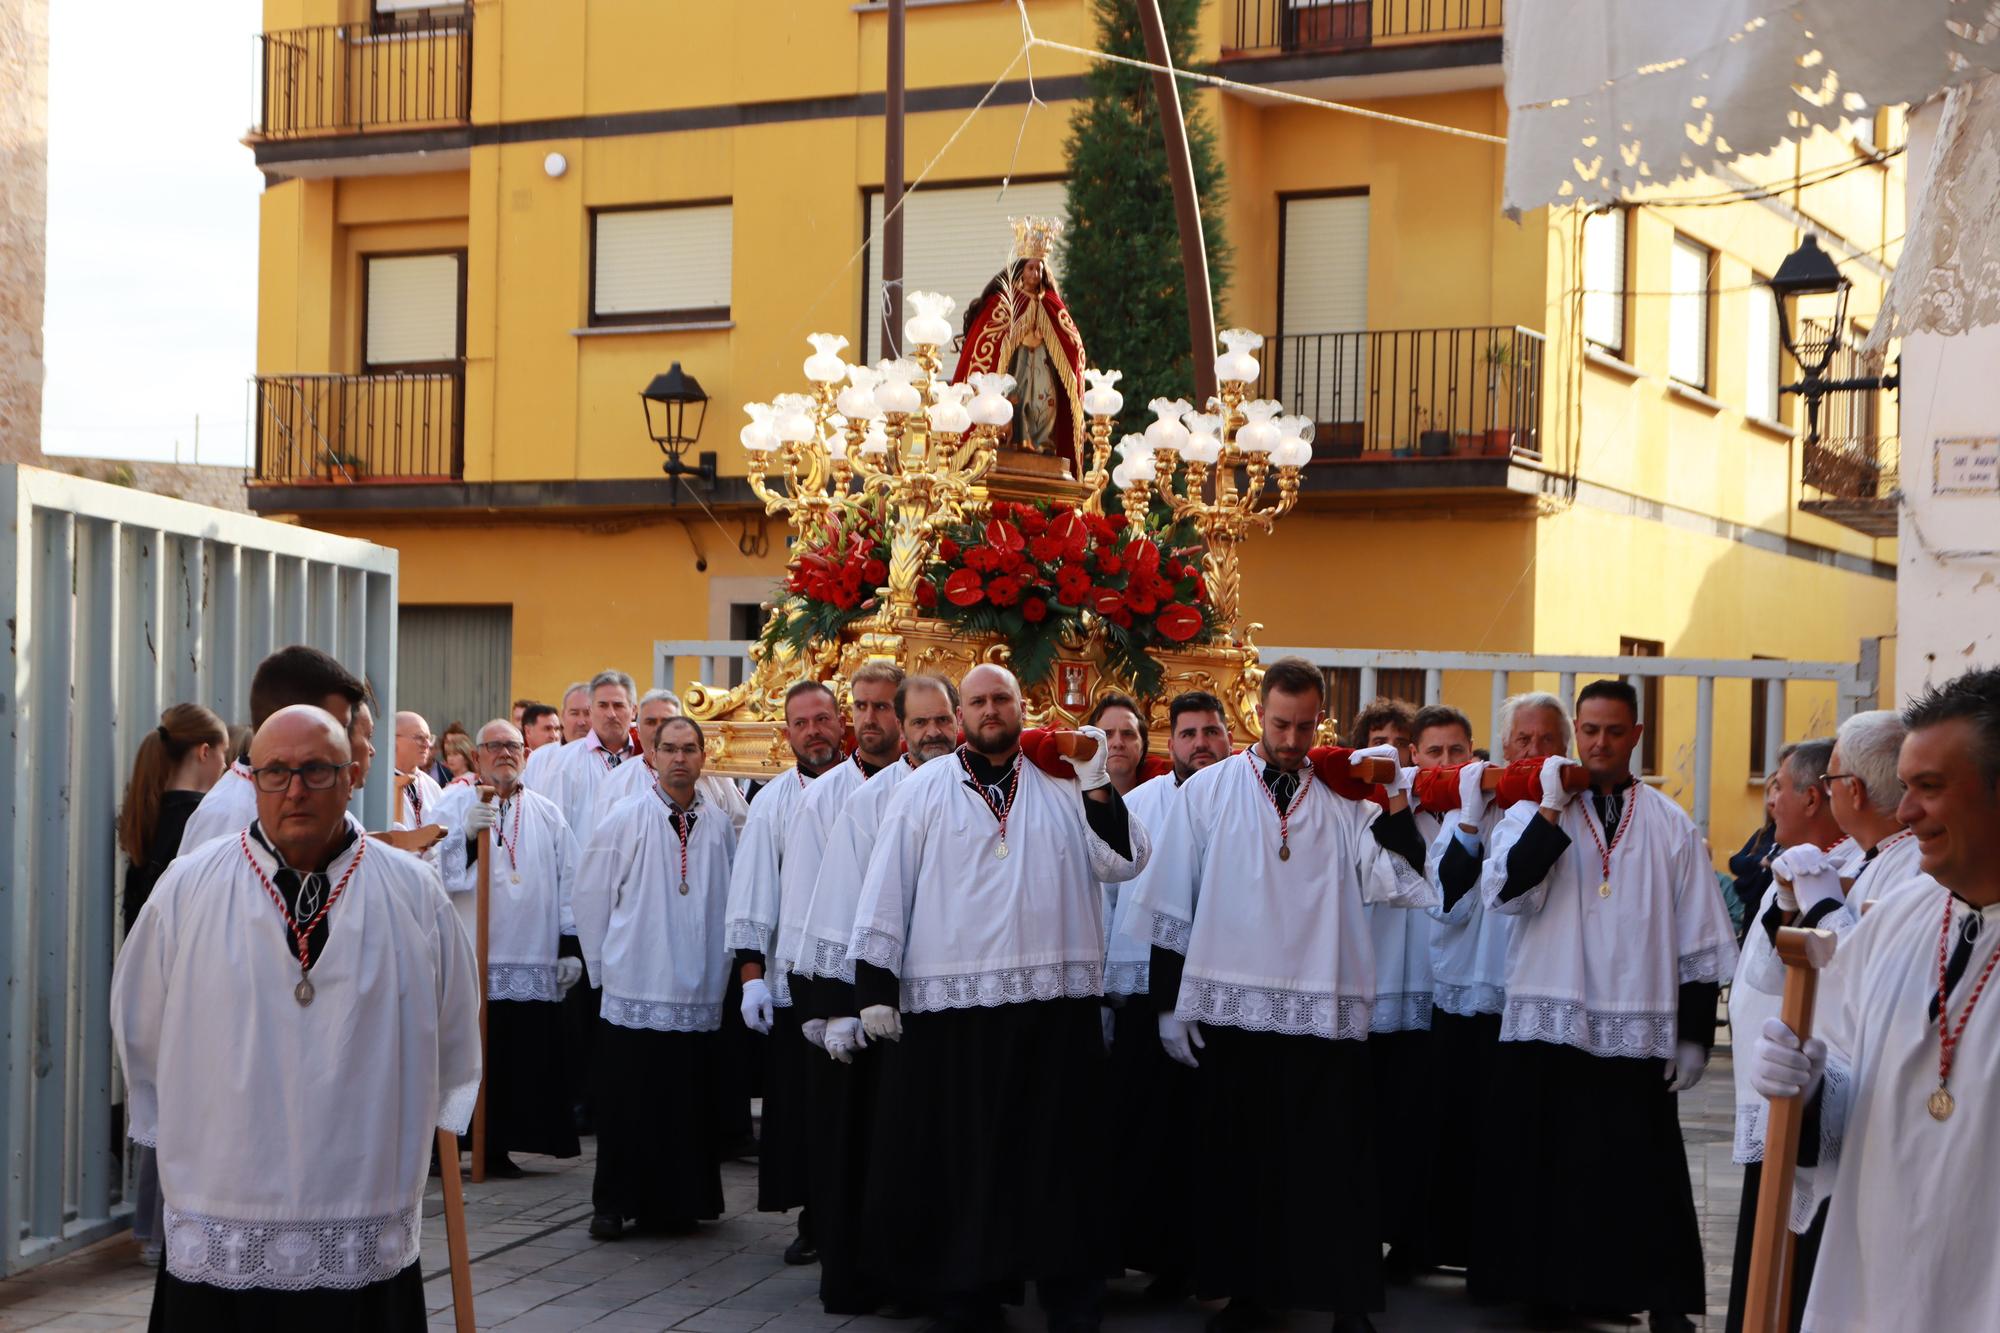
1483;337;1522;455
319;449;366;483
1417;405;1451;457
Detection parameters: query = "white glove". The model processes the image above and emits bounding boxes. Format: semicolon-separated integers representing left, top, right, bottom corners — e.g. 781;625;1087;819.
1456;761;1489;830
1773;844;1844;916
462;800;500;834
1158;1014;1205;1068
861;1004;903;1042
801;1018;827;1050
555;957;584;994
1101;1005;1116;1051
823;1016;867;1064
1065;725;1112;791
1351;744;1407;795
1664;1039;1709;1093
1539;756;1582;810
1750;1017;1827;1101
740;977;774;1034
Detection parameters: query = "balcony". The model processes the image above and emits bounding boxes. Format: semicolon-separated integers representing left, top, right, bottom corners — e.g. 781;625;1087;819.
251;10;472;176
1258;325;1544;495
1801;435;1899;538
1218;0;1503;92
252;372;463;487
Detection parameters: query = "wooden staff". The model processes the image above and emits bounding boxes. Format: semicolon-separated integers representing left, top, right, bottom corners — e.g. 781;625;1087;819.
1743;921;1838;1333
470;784;495;1183
434;1129;477;1333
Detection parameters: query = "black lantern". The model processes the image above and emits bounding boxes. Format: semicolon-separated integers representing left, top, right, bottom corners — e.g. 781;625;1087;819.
640;363;716;489
1764;234;1897;449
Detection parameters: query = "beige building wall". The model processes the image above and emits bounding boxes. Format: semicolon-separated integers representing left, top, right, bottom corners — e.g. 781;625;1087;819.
0;0;47;465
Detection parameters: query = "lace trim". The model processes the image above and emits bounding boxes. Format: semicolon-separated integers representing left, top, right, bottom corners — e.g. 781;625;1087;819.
802;936;855;984
488;962;558;1002
1176;979;1372;1041
850;927;903;973
902;961;1102;1012
1150;912;1191;954
1792;1061;1850;1233
1432;980;1505;1018
1370;990;1434;1033
438;1079;478;1137
163;1203;419;1291
601;995;723;1033
1499;996;1678;1059
770;966;792;1008
1733;1099;1768;1165
1678;945;1729;985
725;919;773;953
1103;960;1150;996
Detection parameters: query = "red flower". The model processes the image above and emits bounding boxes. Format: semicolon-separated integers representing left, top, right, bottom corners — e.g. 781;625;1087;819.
1110;606;1133;628
938;538;961;561
1046;510;1090;558
944;568;986;607
1017;508;1049;537
1095;552;1126;578
1125;586;1159;615
996;548;1028;577
1023;596;1049;623
984;518;1025;552
1056;565;1093;606
1156;603;1203;642
861;558;888;585
917;580;938;609
1093;589;1126;617
1029;533;1070;565
987;576;1023;607
963;546;995;574
1164;559;1185;580
1124;538;1160;573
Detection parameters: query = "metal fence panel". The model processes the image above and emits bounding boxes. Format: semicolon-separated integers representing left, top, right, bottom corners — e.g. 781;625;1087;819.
0;466;399;1274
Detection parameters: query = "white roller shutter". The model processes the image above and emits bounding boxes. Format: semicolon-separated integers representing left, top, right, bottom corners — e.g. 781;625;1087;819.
1582;208;1627;353
862;180;1069;363
1280;194;1369;425
1745;276;1781;422
1669;235;1712;390
593;204;733;320
364;253;460;366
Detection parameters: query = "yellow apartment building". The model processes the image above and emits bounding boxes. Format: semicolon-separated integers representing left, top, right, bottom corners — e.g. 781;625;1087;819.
245;0;1901;852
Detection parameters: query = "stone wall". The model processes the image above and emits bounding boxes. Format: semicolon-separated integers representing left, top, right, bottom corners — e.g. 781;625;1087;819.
43;457;251;513
0;0;47;466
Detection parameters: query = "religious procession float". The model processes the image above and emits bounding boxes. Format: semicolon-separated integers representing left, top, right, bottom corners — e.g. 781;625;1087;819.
684;218;1318;777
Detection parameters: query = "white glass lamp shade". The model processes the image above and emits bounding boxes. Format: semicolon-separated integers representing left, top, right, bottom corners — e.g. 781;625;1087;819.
1082;368;1125;417
771;393;818;445
904;290;957;348
1235;399;1283;454
824;416;850;459
967;372;1017;427
740;402;780;453
873;358;923;416
927;381;974;435
1215;328;1265;386
1181;411;1222;458
1272;414;1315;467
1110;458;1133;490
858;420;891;456
803;333;850;386
1181;431;1224;465
1144;397;1193;455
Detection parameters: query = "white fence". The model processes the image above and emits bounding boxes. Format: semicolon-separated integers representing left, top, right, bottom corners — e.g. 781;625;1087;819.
0;466;399;1274
655;637;1882;841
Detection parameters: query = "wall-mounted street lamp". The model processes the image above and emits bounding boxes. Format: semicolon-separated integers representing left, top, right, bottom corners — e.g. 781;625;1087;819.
1765;234;1899;449
640;363;717;493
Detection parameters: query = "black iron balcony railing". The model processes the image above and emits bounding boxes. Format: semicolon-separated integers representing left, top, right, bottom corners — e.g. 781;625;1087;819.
1794;318;1898;535
1259;325;1544;462
253;372;463;485
1222;0;1503;56
255;12;471;138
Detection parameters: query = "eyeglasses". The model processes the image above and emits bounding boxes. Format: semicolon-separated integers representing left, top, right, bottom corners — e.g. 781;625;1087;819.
477;741;526;756
1820;771;1865;791
251;762;347;793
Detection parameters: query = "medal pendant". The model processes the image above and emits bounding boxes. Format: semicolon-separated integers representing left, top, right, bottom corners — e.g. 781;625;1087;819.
679;880;691;896
996;841;1010;861
1929;1086;1955;1121
1279;842;1291;863
510;872;522;886
1598;881;1612;899
294;974;315;1006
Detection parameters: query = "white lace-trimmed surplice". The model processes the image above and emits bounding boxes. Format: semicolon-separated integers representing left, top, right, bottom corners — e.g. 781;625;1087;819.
1789;879;2000;1332
847;750;1150;1012
1365;784;1440;1033
1134;749;1436;1041
1102;773;1183;997
576;787;735;1033
545;730;639;853
595;757;752;838
433;784;578;1002
723;765;814;1003
112;819;482;1293
1426;806;1511;1019
1848;830;1926;908
520;741;567;792
774;754;890;987
396;767;445;831
176;761;260;857
1480;785;1738;1060
791;756;920;987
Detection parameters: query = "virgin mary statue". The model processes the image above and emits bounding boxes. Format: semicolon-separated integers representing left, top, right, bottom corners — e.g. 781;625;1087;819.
952;217;1089;477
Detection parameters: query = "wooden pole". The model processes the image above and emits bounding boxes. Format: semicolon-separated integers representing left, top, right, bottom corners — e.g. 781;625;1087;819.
434;1129;477;1333
469;785;495;1183
1136;0;1218;407
1743;921;1838;1333
881;0;907;359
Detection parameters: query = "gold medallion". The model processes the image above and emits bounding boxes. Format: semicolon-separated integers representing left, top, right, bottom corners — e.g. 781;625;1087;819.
1929;1086;1955;1122
996;842;1011;861
679;880;691;896
1598;882;1612;899
510;872;522;886
294;974;315;1006
1279;843;1291;862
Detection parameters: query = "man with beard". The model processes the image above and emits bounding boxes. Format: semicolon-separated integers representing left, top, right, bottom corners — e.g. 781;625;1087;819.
1101;690;1231;1301
1086;692;1150;798
436;720;583;1178
727;679;845;1264
791;672;958;1315
1423;691;1570;1272
1137;658;1432;1333
848;664;1148;1333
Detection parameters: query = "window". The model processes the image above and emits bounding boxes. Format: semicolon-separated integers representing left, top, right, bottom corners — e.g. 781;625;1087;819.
1748;656;1782;780
1745;273;1782;423
1668;235;1712;390
726;602;765;688
1581;208;1628;355
860;179;1069;363
590;203;733;326
1279;192;1370;429
364;253;462;369
1619;637;1664;777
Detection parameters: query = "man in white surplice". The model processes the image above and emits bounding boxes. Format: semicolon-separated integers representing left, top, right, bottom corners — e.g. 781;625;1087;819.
847;664;1148;1333
1135;656;1433;1333
1750;666;2000;1333
1825;709;1926;907
595;688;751;837
114;705;481;1329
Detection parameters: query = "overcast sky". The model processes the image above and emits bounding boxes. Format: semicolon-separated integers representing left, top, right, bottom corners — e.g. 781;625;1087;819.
41;0;261;465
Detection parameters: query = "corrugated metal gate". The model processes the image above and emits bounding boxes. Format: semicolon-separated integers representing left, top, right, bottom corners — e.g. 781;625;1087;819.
396;604;513;736
0;466;399;1274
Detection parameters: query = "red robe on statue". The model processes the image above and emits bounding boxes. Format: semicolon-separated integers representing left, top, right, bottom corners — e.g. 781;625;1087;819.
953;282;1089;478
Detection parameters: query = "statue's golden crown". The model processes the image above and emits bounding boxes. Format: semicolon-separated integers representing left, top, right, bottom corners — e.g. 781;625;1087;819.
1010;215;1063;263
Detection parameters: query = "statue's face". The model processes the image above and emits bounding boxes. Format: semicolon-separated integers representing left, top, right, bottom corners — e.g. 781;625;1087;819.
1019;259;1044;293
